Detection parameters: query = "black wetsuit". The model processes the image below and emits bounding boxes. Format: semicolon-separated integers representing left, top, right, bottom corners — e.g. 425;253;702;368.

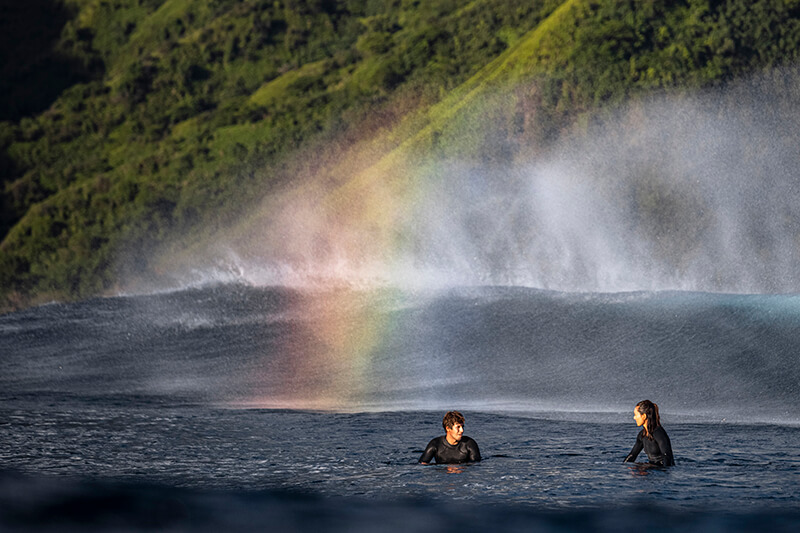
419;436;481;464
624;426;675;466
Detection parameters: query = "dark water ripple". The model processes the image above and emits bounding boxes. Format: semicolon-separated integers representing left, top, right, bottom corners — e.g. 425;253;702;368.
1;407;799;517
2;285;800;530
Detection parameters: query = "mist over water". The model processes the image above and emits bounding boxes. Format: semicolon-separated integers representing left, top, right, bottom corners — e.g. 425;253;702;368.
8;71;800;533
148;68;800;295
77;70;800;423
84;70;800;417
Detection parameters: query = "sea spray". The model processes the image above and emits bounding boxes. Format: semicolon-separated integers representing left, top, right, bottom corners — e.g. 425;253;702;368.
145;67;800;295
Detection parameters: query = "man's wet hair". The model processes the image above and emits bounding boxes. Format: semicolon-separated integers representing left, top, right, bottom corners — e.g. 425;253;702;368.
442;411;465;430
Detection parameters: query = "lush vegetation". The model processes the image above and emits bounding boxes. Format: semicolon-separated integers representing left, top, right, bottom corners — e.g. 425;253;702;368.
2;0;800;311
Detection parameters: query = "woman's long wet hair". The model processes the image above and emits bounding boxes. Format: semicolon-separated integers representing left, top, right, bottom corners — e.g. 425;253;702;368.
636;400;661;440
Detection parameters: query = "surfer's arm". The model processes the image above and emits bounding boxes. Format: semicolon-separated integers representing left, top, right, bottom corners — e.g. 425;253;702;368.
653;428;675;466
419;439;438;464
467;438;481;462
624;433;643;463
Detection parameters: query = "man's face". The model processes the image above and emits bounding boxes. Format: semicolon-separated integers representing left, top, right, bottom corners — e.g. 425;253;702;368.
445;422;464;444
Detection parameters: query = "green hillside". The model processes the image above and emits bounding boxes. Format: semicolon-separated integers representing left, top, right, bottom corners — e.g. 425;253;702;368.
2;0;800;311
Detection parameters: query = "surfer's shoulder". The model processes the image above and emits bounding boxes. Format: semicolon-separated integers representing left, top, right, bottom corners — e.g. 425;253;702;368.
427;435;444;446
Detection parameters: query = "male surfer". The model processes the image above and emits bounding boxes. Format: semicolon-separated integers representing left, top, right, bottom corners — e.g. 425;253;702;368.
419;411;481;464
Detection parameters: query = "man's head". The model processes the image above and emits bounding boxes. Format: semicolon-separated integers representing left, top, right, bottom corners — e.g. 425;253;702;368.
442;411;465;445
442;410;465;430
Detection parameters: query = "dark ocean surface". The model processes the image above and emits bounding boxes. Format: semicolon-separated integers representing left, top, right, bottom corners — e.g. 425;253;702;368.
2;284;800;531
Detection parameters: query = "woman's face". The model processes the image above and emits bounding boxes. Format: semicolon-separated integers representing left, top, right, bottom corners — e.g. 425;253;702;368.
633;408;647;427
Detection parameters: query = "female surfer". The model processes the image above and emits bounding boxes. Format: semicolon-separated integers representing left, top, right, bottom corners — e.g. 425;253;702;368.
624;400;675;466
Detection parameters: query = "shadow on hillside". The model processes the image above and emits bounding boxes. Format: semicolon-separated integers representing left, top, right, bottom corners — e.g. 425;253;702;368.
0;0;104;241
0;0;99;121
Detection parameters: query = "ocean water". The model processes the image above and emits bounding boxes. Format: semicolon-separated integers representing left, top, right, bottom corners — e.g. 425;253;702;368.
2;284;800;531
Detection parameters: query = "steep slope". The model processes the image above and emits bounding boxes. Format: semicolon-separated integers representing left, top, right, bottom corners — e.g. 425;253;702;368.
3;0;800;310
